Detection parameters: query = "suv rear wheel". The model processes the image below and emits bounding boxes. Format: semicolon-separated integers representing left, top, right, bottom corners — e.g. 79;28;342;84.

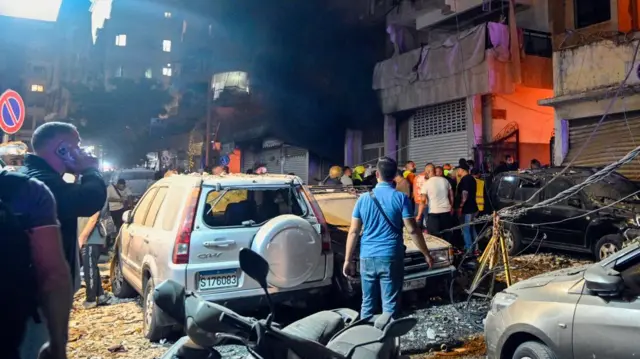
143;277;171;341
110;253;136;298
594;234;623;261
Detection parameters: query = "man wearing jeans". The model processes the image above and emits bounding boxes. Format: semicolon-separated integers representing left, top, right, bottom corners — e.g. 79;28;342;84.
456;164;479;252
343;157;434;319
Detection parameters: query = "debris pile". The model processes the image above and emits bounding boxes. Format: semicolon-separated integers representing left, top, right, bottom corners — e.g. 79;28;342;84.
499;252;592;283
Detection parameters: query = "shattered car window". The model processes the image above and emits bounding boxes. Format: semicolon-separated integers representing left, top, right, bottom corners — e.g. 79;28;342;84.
579;173;640;201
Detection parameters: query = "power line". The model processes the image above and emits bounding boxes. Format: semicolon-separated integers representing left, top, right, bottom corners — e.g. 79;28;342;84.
505;39;640;210
504;188;640;227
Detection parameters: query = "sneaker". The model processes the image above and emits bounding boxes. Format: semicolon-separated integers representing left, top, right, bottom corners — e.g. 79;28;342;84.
83;301;97;309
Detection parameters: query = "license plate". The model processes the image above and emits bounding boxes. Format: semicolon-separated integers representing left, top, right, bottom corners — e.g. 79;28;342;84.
402;278;426;292
198;269;239;290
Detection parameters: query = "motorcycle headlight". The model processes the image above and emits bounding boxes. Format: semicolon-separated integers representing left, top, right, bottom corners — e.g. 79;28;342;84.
490;292;518;313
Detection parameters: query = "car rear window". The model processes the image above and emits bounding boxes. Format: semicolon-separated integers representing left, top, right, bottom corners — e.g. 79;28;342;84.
118;171;154;181
202;187;308;227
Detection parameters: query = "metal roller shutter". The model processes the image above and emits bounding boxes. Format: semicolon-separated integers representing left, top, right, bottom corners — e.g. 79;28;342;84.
283;146;309;183
260;147;282;174
565;116;640;180
408;99;469;168
242;151;256;172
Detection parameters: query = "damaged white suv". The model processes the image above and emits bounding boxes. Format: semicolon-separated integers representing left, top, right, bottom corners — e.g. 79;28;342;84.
110;174;334;341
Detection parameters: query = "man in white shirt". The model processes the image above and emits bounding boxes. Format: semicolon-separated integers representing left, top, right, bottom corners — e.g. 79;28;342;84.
420;164;454;239
107;179;132;229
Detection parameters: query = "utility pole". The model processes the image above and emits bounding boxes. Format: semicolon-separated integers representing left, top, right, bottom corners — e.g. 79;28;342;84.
205;74;212;167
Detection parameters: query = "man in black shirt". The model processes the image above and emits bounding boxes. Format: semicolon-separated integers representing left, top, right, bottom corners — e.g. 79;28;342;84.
20;122;107;358
1;170;71;359
456;164;479;252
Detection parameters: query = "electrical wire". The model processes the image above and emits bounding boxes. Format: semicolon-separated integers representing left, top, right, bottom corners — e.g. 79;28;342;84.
510;39;640;209
503;188;640;227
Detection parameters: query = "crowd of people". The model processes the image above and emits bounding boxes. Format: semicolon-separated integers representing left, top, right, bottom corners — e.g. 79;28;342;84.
327;154;544;253
340;155;546;320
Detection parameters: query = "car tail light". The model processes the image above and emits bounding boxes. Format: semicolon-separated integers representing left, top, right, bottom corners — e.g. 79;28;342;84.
172;187;201;264
301;187;332;252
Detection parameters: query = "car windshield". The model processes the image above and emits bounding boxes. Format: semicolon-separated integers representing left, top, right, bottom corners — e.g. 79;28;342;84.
202;186;308;227
579;173;640;201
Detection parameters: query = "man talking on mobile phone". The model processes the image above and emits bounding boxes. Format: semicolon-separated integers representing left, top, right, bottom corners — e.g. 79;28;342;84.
20;122;107;359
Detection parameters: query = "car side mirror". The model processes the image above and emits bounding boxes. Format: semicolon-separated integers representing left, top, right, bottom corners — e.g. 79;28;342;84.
239;248;269;290
584;265;623;296
122;210;132;224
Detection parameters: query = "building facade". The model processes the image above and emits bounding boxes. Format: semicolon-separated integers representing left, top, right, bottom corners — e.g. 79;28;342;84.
345;0;555;171
0;1;92;144
92;0;183;86
540;0;640;180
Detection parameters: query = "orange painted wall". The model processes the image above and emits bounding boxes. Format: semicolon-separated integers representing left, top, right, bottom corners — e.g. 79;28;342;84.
492;85;554;167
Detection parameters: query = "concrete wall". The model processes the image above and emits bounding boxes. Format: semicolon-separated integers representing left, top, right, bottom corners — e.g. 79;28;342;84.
553;39;640;97
516;0;549;32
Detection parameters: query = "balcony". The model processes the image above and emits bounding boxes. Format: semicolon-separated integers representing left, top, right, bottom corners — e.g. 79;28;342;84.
415;0;532;30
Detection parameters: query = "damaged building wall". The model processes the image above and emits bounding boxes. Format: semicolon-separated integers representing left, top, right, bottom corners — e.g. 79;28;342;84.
553;39;640;98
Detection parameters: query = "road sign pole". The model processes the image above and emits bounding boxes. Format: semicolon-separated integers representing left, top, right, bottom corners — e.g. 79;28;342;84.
2;134;8;144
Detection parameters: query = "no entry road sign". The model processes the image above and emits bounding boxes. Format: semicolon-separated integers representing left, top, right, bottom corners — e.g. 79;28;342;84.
0;90;26;135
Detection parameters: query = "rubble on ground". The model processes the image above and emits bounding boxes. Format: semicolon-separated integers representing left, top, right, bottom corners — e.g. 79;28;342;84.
68;252;592;358
497;252;593;283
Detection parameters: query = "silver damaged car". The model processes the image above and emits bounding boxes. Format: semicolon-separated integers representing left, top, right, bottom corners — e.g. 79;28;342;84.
484;244;640;359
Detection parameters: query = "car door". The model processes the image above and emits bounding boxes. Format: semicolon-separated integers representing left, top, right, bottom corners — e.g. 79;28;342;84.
573;255;640;358
540;178;590;247
492;174;539;240
124;187;158;280
509;177;543;241
130;187;168;275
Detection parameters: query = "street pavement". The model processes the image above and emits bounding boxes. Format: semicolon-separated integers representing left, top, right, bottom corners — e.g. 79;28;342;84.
68;251;591;359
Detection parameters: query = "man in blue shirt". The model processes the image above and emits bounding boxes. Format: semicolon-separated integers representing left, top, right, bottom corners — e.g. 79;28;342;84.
343;157;434;318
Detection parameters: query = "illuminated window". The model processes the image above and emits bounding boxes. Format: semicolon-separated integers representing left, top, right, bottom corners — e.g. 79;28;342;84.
145;68;153;78
164;12;172;18
30;84;44;92
162;40;171;52
115;34;127;46
162;67;172;77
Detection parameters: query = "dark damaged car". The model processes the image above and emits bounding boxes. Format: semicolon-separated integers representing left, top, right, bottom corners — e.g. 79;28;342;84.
488;167;640;261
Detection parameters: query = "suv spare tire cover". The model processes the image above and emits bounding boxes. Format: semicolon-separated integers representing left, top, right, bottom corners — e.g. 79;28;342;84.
251;214;322;288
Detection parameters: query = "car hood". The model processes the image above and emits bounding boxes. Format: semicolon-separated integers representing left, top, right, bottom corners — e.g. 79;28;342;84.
508;264;591;291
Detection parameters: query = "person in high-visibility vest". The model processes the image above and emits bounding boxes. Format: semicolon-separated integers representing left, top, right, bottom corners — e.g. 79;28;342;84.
471;168;485;213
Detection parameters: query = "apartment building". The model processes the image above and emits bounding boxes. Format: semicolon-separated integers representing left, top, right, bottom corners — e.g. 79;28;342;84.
539;0;640;180
92;0;182;86
0;1;92;143
345;0;555;170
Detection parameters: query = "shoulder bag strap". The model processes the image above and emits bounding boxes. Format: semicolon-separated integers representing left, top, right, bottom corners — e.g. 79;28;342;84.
369;191;403;235
112;184;123;198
